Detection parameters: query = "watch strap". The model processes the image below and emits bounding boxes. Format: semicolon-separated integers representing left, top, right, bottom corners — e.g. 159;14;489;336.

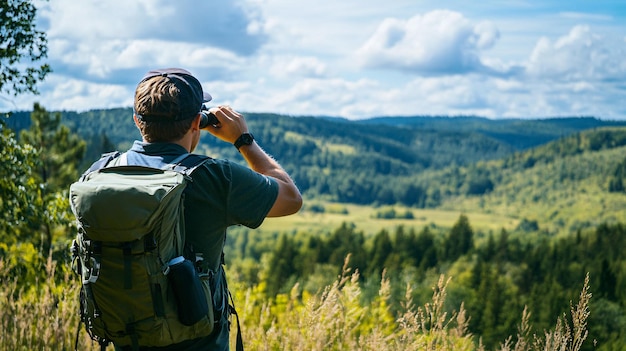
234;133;254;150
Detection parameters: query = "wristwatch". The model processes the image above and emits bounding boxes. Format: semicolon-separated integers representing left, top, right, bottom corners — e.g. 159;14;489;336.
234;133;254;150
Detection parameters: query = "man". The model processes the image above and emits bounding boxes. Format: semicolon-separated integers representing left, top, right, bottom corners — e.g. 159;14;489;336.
112;67;302;350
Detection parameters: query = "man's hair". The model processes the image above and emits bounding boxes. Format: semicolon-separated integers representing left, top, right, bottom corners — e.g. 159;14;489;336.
134;76;196;143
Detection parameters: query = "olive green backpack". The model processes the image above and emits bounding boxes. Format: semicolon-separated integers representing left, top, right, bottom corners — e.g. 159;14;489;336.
69;152;215;350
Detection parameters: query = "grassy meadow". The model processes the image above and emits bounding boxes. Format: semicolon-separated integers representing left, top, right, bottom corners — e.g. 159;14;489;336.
257;202;521;237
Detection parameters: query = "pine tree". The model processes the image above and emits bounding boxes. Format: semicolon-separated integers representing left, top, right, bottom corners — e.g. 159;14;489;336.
324;222;366;273
265;234;298;296
18;103;86;254
444;214;474;261
414;226;438;271
599;259;617;301
368;229;393;276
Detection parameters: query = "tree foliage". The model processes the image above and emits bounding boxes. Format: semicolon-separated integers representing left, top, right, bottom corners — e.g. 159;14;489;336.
0;105;85;287
18;103;85;255
0;0;50;96
0;120;38;245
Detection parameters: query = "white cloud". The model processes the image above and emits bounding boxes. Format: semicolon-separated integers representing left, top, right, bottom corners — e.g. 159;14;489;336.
34;76;133;112
269;56;328;78
47;38;245;83
526;25;626;82
36;0;268;89
365;76;494;117
220;77;379;117
356;10;500;74
42;0;267;55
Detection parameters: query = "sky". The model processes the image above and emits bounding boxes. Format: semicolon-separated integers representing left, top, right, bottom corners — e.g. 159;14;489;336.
2;0;626;120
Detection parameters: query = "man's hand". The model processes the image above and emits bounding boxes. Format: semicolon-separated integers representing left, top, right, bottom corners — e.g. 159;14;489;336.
203;105;249;144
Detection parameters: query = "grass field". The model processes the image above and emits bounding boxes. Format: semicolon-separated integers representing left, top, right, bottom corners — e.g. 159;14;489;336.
256;202;521;237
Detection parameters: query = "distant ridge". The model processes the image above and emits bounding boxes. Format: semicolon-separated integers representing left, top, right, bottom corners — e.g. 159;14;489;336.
359;115;624;129
357;115;626;149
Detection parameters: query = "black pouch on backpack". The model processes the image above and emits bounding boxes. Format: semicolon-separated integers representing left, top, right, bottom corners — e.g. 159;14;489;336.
167;256;209;326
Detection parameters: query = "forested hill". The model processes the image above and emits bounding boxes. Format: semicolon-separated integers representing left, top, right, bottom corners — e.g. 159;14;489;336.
7;108;625;166
6;109;626;224
358;115;626;149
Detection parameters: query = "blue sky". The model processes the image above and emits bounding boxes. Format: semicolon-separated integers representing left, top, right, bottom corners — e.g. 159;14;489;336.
2;0;625;120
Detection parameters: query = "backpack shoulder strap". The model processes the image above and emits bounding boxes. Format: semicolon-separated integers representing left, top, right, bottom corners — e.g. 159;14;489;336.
79;151;122;180
165;153;212;176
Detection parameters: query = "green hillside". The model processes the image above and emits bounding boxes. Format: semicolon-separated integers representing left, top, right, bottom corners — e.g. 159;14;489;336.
359;115;626;149
6;109;626;232
257;127;626;237
418;127;626;235
8;109;625;167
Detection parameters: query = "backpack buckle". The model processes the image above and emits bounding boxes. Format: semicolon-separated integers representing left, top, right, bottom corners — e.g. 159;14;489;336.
85;257;101;284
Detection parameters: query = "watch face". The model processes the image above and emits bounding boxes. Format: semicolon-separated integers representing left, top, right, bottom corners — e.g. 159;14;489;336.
235;133;254;149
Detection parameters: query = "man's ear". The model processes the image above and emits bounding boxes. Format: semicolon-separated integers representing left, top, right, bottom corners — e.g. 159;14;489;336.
191;113;202;131
133;114;141;128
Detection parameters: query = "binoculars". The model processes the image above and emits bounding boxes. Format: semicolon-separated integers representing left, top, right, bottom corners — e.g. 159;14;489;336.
199;105;218;128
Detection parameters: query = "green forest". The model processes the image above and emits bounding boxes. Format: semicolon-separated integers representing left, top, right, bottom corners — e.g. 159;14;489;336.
2;106;626;350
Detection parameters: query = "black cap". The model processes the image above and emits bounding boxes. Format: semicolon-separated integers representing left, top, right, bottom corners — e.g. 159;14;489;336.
135;68;212;122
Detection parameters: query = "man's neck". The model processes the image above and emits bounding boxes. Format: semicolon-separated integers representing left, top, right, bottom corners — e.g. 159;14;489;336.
142;135;192;152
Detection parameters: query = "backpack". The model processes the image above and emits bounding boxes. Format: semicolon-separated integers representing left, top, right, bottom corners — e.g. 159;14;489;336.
69;152;216;350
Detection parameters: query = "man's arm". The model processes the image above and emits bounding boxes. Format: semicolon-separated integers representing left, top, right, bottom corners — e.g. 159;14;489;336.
238;142;302;217
204;106;303;217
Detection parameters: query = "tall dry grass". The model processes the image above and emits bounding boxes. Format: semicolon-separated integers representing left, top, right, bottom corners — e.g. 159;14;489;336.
496;273;591;351
0;256;591;351
234;257;591;351
0;256;86;350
